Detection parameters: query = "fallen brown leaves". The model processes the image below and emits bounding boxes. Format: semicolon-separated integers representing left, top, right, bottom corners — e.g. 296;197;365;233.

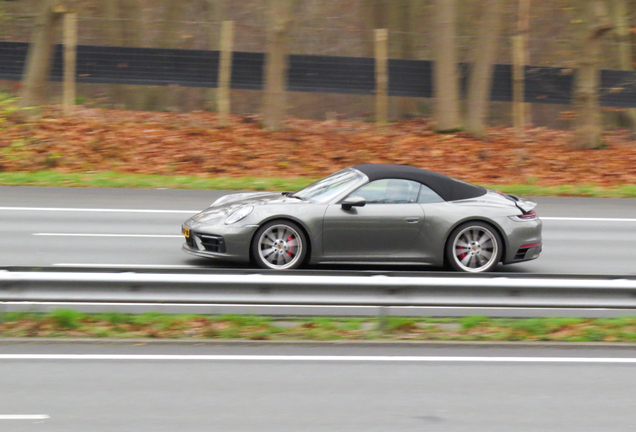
2;107;636;187
2;315;635;342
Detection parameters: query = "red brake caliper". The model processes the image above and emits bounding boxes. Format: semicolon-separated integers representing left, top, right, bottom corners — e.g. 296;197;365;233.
287;235;294;256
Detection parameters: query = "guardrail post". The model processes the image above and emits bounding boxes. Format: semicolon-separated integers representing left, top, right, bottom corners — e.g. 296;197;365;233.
377;305;388;333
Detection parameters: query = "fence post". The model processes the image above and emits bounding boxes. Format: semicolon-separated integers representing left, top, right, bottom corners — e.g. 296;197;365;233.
63;12;77;116
512;34;525;130
513;0;530;131
218;20;234;127
374;29;388;125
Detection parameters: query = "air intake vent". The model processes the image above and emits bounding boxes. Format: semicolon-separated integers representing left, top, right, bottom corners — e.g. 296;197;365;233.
198;234;227;253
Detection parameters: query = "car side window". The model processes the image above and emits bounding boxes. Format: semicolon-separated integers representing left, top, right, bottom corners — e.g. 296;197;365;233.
417;184;444;204
351;179;421;204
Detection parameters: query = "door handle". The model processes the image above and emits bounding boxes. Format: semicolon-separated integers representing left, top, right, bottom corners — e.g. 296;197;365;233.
403;217;420;223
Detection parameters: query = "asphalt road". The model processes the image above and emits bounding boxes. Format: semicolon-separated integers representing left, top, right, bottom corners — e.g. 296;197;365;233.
1;186;635;275
1;342;636;432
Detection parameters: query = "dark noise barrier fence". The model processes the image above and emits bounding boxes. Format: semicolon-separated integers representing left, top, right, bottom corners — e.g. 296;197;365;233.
1;41;636;107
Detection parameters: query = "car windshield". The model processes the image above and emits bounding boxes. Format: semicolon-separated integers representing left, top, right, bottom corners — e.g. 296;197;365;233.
293;168;364;203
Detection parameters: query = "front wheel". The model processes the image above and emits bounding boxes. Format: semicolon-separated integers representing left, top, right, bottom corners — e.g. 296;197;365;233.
445;221;502;273
252;220;307;270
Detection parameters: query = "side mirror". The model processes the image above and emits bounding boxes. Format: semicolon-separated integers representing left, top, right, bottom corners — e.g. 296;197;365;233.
341;196;366;211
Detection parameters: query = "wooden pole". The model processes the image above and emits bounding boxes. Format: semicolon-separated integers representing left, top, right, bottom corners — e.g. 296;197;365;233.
217;20;234;127
512;34;525;130
374;28;388;125
513;0;531;130
63;12;77;116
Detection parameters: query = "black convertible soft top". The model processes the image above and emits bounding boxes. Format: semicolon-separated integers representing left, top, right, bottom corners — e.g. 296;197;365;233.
353;164;486;202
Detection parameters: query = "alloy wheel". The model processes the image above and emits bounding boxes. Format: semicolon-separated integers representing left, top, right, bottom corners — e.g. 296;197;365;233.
256;223;304;269
451;225;499;272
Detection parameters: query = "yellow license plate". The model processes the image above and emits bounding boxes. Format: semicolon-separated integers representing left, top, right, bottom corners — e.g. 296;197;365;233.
182;226;190;238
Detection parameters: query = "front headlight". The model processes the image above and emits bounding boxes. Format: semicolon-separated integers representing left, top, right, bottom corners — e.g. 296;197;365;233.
225;206;254;225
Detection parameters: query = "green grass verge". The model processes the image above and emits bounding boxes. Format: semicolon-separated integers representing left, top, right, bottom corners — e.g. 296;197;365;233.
2;310;636;342
1;171;635;197
492;183;636;198
0;171;317;191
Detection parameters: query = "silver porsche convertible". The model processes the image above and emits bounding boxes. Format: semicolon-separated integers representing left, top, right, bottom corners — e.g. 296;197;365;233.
182;164;542;272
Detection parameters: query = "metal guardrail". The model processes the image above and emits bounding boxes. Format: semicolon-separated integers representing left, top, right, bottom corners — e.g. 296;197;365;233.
2;270;636;317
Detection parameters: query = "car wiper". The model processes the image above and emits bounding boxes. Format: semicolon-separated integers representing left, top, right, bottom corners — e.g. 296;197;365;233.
282;192;306;201
288;193;306;201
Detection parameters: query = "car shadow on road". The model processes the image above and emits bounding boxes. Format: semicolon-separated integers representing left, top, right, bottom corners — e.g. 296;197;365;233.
183;258;535;276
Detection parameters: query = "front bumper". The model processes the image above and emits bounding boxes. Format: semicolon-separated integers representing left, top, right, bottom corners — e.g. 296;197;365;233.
181;222;259;263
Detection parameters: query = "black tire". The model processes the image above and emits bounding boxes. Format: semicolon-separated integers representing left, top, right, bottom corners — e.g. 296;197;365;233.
251;220;308;270
445;221;503;273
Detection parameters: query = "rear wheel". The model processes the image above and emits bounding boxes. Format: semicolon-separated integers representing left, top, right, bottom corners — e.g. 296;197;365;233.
252;220;307;270
445;221;502;273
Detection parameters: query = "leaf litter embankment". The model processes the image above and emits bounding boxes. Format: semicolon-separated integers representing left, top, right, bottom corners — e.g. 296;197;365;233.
3;311;636;343
1;108;636;188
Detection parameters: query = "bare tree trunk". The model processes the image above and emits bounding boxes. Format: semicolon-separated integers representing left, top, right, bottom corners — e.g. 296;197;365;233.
569;0;613;149
104;1;123;45
466;0;504;137
433;0;461;132
104;0;126;108
144;0;182;111
263;0;293;131
120;1;143;47
205;0;226;111
611;0;636;132
120;0;144;109
19;0;64;110
390;0;417;119
103;0;146;109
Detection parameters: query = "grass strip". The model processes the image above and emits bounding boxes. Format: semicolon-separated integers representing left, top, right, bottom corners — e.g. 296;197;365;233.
2;310;636;342
1;171;636;198
0;171;315;191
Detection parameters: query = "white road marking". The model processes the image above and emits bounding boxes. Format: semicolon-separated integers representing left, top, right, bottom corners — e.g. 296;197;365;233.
0;207;198;214
34;233;182;238
0;415;50;420
52;263;207;269
541;217;636;222
1;354;636;363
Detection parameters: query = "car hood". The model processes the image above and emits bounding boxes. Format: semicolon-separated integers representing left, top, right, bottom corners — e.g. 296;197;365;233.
210;191;306;208
188;192;307;226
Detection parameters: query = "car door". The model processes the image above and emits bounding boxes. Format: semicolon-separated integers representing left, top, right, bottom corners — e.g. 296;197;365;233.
322;179;425;257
